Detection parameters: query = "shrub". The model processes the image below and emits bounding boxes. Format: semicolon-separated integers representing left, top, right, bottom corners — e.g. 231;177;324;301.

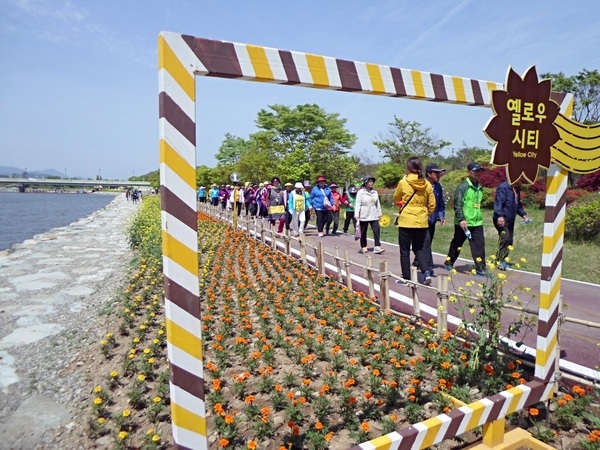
478;166;506;188
576;170;600;191
565;193;600;242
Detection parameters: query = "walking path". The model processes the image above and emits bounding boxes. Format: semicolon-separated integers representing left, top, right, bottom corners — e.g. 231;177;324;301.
292;226;600;381
0;194;139;449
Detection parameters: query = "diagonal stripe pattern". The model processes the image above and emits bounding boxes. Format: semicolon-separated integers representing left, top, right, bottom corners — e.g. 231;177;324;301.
159;32;207;450
175;33;502;105
348;381;550;450
535;96;573;384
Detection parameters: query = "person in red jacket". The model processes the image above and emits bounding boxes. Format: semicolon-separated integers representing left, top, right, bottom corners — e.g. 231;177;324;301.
326;183;342;235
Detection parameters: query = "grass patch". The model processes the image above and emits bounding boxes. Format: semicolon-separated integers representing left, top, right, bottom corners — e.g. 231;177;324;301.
377;206;600;284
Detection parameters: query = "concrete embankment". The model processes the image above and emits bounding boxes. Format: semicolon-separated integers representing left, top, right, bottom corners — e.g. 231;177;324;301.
0;194;140;448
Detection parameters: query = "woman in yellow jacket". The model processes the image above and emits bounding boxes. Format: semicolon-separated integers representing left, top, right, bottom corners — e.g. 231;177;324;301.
393;157;436;285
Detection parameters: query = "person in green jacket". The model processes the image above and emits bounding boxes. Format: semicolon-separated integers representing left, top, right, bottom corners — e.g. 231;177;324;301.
445;162;486;275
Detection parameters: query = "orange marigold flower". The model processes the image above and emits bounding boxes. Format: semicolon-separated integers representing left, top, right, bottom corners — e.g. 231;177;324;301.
407;387;416;395
441;362;452;370
219;438;229;447
345;379;356;388
288;421;295;429
299;397;307;404
292;426;300;436
225;414;234;424
409;395;416;402
325;432;334;441
443;406;452;413
245;395;255;404
315;421;323;430
361;422;370;432
261;407;270;416
247;441;257;450
511;372;521;379
563;394;573;402
364;392;373;400
372;369;380;377
275;384;282;392
529;407;539;417
287;392;295;399
348;396;357;404
557;399;567;407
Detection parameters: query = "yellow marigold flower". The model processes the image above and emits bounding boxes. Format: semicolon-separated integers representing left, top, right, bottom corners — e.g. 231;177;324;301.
106;333;113;339
97;417;105;424
100;340;107;346
122;409;131;417
93;397;102;405
152;434;160;442
498;273;507;280
143;348;150;354
475;257;482;262
147;428;156;435
119;431;128;440
153;396;162;403
93;385;102;393
148;358;155;364
110;371;118;378
137;374;146;382
133;337;140;343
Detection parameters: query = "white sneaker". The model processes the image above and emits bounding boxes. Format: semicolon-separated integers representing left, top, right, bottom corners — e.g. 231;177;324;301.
373;246;385;254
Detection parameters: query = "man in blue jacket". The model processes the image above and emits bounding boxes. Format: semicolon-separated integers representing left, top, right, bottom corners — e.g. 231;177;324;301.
493;180;531;270
421;163;446;274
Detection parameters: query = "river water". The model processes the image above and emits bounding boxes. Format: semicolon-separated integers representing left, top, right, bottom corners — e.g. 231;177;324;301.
0;192;119;251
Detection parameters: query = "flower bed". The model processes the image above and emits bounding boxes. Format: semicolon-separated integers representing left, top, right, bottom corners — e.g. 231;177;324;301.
83;200;600;449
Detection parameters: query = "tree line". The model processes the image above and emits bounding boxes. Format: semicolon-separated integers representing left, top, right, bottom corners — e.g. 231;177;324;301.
131;69;599;190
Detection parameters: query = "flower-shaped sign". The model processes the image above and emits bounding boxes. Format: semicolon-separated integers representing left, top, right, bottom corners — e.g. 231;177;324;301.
484;66;560;184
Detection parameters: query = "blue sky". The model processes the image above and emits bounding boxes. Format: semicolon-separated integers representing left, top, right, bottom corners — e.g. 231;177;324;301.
1;0;598;180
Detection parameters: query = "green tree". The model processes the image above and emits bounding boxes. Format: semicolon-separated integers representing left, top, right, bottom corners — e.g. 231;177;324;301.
442;144;492;171
375;162;404;188
542;69;600;124
215;133;249;166
196;165;219;188
249;104;359;183
373;117;450;164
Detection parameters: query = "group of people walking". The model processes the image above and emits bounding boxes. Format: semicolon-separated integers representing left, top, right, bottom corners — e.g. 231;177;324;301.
201;156;530;286
392;158;530;286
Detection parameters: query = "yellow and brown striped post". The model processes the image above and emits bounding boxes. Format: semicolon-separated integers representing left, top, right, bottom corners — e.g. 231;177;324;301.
535;95;574;384
159;32;207;449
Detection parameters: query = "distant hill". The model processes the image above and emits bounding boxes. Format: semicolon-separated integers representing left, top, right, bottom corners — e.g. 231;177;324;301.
0;166;68;178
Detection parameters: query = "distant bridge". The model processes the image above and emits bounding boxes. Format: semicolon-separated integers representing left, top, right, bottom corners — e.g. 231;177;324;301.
0;177;152;191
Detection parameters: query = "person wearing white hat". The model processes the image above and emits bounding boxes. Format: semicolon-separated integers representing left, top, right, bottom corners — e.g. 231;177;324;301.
287;182;312;237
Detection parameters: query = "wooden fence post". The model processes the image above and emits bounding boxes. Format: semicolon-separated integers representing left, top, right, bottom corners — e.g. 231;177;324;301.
379;261;390;311
366;256;375;299
410;265;420;317
344;250;353;291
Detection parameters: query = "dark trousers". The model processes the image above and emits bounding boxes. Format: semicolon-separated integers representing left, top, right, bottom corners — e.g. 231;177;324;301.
326;210;340;233
315;210;330;232
233;201;242;216
359;220;381;249
211;198;219;207
446;225;485;271
413;222;436;271
493;218;515;263
285;211;292;230
343;210;356;233
399;228;430;279
199;197;206;203
303;210;311;230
